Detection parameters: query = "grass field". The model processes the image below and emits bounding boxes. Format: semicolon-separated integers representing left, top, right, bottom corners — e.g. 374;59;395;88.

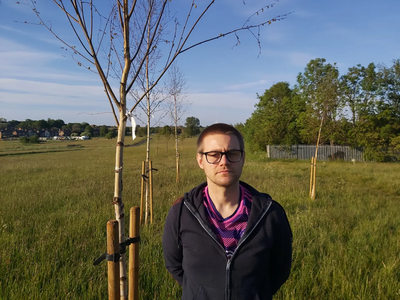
0;137;399;299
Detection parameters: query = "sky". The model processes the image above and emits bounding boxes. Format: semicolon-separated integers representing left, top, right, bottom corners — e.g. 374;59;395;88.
1;0;400;128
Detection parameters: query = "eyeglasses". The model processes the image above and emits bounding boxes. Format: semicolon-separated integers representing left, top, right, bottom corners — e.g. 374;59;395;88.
199;150;244;164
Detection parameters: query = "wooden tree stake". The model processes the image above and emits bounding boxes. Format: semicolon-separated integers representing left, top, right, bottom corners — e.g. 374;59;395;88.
107;220;120;300
309;156;314;197
129;207;140;300
149;161;154;224
311;157;317;200
140;161;145;224
176;152;180;183
310;116;324;200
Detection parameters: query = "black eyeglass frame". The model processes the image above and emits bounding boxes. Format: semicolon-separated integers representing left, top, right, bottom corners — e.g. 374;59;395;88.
199;150;244;164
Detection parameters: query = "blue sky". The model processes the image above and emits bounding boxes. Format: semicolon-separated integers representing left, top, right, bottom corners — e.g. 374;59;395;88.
1;0;400;127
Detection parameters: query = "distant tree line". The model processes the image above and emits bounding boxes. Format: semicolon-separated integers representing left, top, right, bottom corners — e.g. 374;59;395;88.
242;58;400;162
1;116;203;140
135;116;201;138
0;118;117;139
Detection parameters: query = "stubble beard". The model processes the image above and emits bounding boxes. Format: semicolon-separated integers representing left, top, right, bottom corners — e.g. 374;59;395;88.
208;170;241;188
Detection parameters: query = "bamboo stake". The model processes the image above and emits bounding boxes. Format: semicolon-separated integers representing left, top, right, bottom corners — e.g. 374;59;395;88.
149;161;153;224
140;161;145;224
129;207;140;300
107;220;120;300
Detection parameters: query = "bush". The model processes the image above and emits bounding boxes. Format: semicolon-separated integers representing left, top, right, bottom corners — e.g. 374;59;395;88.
99;126;108;137
19;136;29;144
19;135;40;144
81;131;92;137
29;135;40;144
105;131;116;139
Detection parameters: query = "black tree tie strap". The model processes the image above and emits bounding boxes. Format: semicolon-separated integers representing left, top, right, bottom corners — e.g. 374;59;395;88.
107;253;121;262
93;252;120;265
93;236;140;266
120;236;141;254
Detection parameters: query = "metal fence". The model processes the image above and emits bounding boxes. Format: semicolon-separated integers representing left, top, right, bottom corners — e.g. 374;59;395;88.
266;145;365;162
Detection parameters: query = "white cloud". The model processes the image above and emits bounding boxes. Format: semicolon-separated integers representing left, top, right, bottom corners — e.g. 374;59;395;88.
224;80;270;91
0;77;104;99
0;37;101;83
0;25;26;35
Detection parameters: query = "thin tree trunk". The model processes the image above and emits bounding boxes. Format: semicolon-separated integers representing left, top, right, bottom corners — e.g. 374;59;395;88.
113;2;131;295
114;110;128;299
144;17;151;225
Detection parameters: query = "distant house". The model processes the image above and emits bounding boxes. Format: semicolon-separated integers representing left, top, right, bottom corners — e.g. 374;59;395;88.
58;129;72;137
0;130;8;139
13;130;28;137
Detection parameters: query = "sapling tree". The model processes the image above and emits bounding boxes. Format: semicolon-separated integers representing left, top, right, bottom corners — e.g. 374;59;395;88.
21;0;291;297
128;0;169;224
166;64;189;183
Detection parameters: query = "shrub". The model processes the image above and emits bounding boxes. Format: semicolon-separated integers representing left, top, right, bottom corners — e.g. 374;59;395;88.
19;136;29;144
29;135;40;144
105;131;116;139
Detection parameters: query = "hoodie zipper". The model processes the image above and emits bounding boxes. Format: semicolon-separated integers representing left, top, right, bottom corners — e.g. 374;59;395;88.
184;199;272;300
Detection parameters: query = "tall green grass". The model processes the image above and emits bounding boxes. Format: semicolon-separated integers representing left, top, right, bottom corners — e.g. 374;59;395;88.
0;138;399;299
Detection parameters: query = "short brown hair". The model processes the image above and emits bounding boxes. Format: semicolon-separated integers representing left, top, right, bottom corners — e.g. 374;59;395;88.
197;123;244;152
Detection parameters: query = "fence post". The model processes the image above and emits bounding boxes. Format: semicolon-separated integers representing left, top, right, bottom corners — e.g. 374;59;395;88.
129;207;140;300
107;220;120;300
266;145;270;158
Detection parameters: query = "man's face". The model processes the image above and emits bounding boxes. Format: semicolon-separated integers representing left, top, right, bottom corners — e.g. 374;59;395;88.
196;133;245;188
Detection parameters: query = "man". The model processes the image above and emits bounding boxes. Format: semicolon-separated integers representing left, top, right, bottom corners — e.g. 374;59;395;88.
162;123;292;300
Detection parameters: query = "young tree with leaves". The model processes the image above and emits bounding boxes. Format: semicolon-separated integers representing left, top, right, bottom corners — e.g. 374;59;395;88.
296;58;341;145
166;64;189;182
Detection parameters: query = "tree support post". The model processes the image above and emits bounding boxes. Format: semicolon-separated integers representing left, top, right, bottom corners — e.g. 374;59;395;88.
107;220;120;300
309;157;314;197
310;117;324;200
311;157;317;200
149;161;153;224
140;161;145;224
129;207;140;300
176;152;180;183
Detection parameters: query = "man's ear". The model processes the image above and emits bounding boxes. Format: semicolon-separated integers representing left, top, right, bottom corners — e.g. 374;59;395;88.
196;153;204;170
